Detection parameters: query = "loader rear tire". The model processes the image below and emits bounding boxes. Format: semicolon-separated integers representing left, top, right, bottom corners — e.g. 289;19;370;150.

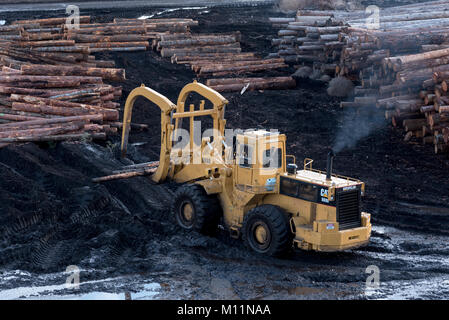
242;205;292;257
172;184;221;236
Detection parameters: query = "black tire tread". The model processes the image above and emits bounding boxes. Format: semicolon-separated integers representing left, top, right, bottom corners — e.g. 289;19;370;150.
172;184;221;235
242;205;292;257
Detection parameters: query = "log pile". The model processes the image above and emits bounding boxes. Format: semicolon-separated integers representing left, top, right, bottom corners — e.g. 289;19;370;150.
380;49;449;154
1;16;197;54
67;18;198;52
339;1;449;154
268;0;449;154
154;32;293;92
0;16;142;146
0;64;123;145
0;16;200;146
0;17;199;69
268;14;348;75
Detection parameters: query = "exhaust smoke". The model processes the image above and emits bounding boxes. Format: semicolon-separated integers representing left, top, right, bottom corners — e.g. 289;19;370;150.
333;105;386;154
327;76;354;98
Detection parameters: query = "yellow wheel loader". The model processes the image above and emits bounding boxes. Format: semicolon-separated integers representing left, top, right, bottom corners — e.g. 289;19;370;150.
120;81;371;256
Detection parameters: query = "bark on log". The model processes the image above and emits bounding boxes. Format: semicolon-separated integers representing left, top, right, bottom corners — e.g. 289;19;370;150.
77;42;149;49
22;33;61;41
195;58;285;73
0;75;102;85
404;118;427;131
88;47;147;53
207;77;296;92
34;46;89;54
161;45;241;58
12;102;94;117
0;113;42;121
21;65;126;82
385;48;449;68
0;114;103;129
92;167;158;182
173;52;255;61
0;80;81;89
0;132;106;143
0;123;83;139
10;95;118;120
14;40;76;47
199;63;288;75
67;34;150;43
67;26;146;35
12;17;90;26
158;36;237;48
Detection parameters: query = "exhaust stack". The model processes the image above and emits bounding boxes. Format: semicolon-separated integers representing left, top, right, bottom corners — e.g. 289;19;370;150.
326;150;335;181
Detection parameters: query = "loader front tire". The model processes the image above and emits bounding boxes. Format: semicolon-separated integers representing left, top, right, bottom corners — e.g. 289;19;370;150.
242;205;292;257
172;184;221;236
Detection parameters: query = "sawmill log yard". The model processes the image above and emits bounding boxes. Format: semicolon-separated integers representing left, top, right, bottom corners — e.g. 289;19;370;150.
0;0;448;301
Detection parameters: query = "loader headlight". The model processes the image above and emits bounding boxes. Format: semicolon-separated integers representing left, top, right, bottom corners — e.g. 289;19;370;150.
326;223;335;230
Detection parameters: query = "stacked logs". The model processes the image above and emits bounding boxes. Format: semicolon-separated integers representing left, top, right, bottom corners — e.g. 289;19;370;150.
0;19;91;68
337;2;449;154
154;32;293;92
0;17;136;146
268;13;349;75
0;64;123;145
268;0;449;154
0;115;108;146
379;48;449;154
66;18;197;52
0;16;198;66
0;16;198;146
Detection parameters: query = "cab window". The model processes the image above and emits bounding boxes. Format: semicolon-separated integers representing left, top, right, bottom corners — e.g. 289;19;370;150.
263;147;282;169
238;144;253;168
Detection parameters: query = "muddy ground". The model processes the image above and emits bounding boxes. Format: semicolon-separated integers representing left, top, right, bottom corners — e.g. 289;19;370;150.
0;4;449;300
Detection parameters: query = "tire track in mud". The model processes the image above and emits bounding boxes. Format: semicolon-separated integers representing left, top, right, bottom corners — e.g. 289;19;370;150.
0;142;174;273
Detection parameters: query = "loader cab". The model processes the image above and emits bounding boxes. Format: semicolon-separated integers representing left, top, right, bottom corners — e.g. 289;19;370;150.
234;130;286;193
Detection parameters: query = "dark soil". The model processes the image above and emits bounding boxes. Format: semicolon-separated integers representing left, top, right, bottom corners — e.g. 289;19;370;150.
0;4;449;300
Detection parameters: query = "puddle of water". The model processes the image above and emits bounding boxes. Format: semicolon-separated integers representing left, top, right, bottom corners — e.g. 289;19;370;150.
27;283;161;300
0;276;121;300
365;276;449;300
0;272;161;300
130;283;161;300
362;226;449;267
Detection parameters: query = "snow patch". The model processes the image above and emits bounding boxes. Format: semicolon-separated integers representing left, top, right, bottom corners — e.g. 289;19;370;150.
139;7;208;19
0;274;160;300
